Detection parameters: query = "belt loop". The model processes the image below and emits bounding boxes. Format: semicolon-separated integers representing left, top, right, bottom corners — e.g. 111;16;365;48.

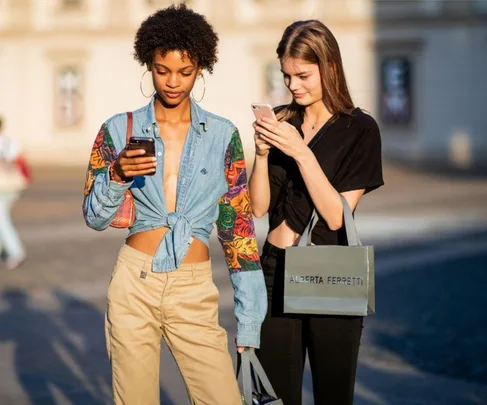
192;264;195;280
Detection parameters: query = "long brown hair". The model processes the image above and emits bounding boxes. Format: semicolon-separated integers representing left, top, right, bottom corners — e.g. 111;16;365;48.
276;20;355;122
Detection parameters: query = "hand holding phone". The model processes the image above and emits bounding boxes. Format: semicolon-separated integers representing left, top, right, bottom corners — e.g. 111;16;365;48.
112;137;158;181
127;137;156;158
251;103;275;157
124;137;156;176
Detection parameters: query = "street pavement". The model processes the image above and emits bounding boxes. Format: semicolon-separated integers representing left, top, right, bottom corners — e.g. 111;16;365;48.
0;163;486;405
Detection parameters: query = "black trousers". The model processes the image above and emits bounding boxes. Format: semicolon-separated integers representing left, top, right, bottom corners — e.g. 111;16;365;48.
256;241;363;405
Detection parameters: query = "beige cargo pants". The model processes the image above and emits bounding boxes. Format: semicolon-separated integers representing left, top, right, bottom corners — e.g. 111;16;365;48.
105;244;242;404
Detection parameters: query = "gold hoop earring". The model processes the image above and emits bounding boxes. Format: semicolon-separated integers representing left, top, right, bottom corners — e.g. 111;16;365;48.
140;70;155;98
191;74;206;103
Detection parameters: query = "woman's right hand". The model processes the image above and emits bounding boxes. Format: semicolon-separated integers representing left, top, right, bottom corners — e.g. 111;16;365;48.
111;148;157;182
253;120;272;157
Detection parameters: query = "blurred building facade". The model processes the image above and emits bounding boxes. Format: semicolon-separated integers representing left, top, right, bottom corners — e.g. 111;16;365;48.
375;0;487;172
0;0;376;165
1;0;486;173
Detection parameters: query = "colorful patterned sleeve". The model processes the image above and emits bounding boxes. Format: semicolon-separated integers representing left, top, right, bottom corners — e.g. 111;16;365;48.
217;129;262;273
217;128;267;348
83;123;117;199
82;123;132;230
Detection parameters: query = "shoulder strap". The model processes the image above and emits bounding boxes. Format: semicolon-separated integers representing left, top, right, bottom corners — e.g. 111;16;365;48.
126;112;133;143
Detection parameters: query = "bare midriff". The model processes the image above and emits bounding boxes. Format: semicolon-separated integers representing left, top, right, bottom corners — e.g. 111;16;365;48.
126;227;210;262
267;220;300;249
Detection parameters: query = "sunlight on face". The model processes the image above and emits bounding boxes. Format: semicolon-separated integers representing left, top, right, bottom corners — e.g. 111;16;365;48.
149;50;201;106
280;57;322;106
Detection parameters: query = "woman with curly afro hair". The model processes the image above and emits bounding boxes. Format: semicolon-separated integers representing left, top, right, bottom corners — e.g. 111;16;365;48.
82;4;266;404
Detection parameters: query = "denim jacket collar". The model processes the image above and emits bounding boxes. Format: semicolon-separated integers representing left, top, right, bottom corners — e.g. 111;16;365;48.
142;96;208;134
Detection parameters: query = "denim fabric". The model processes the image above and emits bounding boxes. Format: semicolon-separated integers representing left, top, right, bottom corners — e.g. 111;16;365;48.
83;97;267;348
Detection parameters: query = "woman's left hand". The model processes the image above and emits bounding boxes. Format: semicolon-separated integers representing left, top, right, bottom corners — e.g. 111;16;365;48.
255;117;309;160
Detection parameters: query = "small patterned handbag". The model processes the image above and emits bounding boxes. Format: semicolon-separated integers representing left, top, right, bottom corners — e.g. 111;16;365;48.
109;112;136;229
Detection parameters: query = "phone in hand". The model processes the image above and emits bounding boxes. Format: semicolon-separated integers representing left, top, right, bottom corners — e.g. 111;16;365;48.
127;137;156;175
251;103;277;121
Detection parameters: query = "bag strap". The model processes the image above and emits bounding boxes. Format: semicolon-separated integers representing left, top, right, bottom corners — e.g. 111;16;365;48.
236;350;278;404
298;195;362;247
126;112;133;143
247;350;278;398
236;350;253;405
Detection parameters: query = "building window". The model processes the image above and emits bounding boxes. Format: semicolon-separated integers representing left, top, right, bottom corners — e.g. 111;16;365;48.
55;67;83;128
380;57;412;125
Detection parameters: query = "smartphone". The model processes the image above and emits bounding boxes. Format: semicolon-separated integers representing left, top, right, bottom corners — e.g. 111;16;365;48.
251;103;277;121
127;137;156;156
127;137;156;175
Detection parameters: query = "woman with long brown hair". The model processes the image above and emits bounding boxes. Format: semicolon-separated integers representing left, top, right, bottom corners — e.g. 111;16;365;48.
249;20;384;404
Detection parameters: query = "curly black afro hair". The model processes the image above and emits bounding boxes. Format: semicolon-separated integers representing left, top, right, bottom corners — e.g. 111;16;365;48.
134;3;219;74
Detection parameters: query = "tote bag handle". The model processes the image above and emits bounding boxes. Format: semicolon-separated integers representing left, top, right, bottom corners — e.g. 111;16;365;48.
236;349;279;405
298;195;362;247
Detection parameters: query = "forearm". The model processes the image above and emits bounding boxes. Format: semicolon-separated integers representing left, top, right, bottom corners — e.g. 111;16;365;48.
83;172;132;230
295;148;343;230
248;153;271;217
230;270;267;348
217;204;267;348
219;128;268;347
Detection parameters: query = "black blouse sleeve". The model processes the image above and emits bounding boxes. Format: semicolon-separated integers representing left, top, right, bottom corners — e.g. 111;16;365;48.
333;116;384;194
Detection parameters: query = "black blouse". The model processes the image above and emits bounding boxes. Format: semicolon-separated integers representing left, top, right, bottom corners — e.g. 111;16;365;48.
267;107;384;246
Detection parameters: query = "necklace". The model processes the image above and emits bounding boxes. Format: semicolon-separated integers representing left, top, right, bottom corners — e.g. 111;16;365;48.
303;113;333;131
303;114;316;130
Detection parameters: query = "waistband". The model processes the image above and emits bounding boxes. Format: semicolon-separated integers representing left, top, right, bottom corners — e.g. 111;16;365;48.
118;244;212;274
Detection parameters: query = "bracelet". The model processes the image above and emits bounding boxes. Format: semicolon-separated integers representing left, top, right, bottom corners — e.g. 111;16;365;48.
109;162;127;185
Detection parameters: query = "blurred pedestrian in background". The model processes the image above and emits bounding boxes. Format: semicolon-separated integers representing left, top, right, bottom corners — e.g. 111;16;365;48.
0;116;31;270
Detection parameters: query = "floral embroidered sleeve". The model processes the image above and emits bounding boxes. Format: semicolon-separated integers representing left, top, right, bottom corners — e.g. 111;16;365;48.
217;129;261;272
82;123;132;230
83;123;117;198
217;129;267;348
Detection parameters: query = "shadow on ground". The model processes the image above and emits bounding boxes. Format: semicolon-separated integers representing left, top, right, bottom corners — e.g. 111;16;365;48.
369;230;487;385
0;288;175;405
